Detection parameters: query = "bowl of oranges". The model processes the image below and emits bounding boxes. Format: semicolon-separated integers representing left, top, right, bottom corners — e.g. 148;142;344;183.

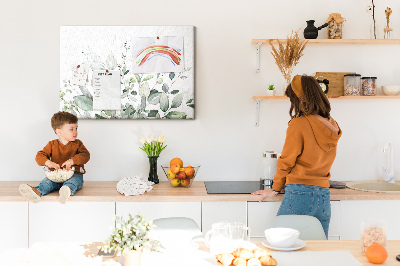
161;158;200;188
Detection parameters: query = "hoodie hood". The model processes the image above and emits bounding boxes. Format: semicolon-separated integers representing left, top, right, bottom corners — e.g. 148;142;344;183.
305;115;342;152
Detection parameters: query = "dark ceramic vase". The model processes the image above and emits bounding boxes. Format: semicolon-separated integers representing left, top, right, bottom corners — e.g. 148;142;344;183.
148;156;159;184
303;20;328;39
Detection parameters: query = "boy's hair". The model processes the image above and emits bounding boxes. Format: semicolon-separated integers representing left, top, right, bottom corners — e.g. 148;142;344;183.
285;75;331;121
51;111;78;131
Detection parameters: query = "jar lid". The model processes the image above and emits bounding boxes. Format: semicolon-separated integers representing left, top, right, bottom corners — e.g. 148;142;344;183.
344;74;361;77
263;151;278;158
361;77;377;79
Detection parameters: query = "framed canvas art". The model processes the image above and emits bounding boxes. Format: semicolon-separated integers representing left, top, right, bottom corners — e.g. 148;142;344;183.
60;26;194;119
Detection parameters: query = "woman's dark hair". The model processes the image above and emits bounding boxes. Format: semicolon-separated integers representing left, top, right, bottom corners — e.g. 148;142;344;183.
285;75;331;121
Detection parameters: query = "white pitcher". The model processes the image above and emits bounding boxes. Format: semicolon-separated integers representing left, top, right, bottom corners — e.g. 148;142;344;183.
205;222;233;255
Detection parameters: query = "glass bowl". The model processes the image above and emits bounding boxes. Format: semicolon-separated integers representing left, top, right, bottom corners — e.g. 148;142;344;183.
44;167;75;183
161;164;200;188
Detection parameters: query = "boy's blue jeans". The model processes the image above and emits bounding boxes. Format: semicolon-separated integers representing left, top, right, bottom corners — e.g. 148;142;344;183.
35;173;84;196
276;184;331;239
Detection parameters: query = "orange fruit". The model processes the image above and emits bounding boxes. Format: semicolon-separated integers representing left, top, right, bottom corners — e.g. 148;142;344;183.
170;158;183;168
365;244;388;264
185;165;195;176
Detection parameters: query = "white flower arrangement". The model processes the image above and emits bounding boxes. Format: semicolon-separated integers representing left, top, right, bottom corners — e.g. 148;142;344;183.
139;135;167;157
101;214;159;255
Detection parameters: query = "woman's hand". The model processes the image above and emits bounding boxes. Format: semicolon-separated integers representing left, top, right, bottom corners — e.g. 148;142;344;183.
251;188;279;202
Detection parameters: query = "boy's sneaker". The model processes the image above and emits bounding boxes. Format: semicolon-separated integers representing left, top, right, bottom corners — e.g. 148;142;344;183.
58;186;71;204
19;184;41;203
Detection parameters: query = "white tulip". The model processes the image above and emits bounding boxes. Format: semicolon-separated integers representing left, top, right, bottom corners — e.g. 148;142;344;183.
159;135;166;143
149;136;154;142
146;137;151;143
139;137;146;144
154;136;160;142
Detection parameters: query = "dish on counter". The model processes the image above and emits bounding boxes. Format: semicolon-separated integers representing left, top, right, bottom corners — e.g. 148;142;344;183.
262;239;306;251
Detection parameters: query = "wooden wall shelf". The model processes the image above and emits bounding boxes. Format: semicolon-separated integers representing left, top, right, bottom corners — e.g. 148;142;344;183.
251;39;400;45
252;38;400;125
253;95;400;126
252;38;400;73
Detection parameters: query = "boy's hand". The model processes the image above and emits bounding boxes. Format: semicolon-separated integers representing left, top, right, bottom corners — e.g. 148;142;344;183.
61;159;74;171
45;160;60;170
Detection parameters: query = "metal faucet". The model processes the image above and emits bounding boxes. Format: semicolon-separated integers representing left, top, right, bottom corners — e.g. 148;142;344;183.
383;142;395;183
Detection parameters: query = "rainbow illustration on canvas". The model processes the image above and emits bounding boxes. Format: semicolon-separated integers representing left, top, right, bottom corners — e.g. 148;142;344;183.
136;45;182;67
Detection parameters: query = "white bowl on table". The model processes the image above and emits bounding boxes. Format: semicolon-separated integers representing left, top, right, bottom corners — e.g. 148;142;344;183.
264;227;300;248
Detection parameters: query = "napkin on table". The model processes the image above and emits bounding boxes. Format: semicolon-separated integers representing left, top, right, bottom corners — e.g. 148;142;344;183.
271;250;362;266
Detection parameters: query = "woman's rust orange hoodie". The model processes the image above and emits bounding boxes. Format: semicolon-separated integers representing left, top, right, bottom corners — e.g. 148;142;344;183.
272;115;342;191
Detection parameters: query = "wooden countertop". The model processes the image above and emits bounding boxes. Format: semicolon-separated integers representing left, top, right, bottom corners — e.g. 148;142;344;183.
2;181;400;202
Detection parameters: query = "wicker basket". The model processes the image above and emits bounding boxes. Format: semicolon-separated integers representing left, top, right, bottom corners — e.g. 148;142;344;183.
45;167;75;183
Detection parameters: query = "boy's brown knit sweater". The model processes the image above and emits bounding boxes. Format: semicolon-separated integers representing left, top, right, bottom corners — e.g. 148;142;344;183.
36;139;90;174
272;115;342;192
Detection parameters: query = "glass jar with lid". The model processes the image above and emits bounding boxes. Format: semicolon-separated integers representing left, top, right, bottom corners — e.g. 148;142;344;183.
362;77;377;96
344;74;361;96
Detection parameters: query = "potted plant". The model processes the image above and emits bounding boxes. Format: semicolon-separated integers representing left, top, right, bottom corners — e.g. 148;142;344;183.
267;84;276;96
101;214;159;266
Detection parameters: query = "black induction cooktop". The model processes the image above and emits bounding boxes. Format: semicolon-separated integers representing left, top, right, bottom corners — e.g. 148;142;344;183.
204;181;264;194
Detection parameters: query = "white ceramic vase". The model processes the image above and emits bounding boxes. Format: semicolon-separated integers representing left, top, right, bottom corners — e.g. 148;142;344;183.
119;250;142;266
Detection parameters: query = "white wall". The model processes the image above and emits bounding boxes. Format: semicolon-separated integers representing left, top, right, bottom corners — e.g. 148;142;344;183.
1;0;400;183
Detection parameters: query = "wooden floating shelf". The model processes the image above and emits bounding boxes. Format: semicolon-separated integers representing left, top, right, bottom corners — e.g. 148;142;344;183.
253;95;400;99
251;39;400;45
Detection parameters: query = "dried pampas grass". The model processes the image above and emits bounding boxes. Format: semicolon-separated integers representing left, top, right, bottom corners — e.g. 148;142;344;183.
269;30;308;85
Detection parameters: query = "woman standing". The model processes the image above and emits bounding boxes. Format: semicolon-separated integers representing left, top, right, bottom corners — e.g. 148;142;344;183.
252;75;342;238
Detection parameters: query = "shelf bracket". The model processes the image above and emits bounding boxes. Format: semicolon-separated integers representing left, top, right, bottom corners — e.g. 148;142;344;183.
255;42;262;73
255;99;260;126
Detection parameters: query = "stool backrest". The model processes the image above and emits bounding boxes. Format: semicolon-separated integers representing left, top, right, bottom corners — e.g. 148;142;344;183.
269;215;327;240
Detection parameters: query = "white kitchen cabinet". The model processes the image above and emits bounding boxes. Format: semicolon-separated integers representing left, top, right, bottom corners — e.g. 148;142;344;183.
248;201;341;240
29;202;115;246
0;202;28;252
247;201;281;239
340;200;400;240
202;201;247;233
116;202;201;230
328;201;340;240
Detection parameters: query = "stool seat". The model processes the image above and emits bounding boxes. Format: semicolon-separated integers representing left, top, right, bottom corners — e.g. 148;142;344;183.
269;215;327;240
153;217;200;231
152;217;203;238
151;217;203;249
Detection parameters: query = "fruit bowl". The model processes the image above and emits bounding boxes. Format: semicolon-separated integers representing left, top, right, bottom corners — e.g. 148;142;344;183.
161;164;200;188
